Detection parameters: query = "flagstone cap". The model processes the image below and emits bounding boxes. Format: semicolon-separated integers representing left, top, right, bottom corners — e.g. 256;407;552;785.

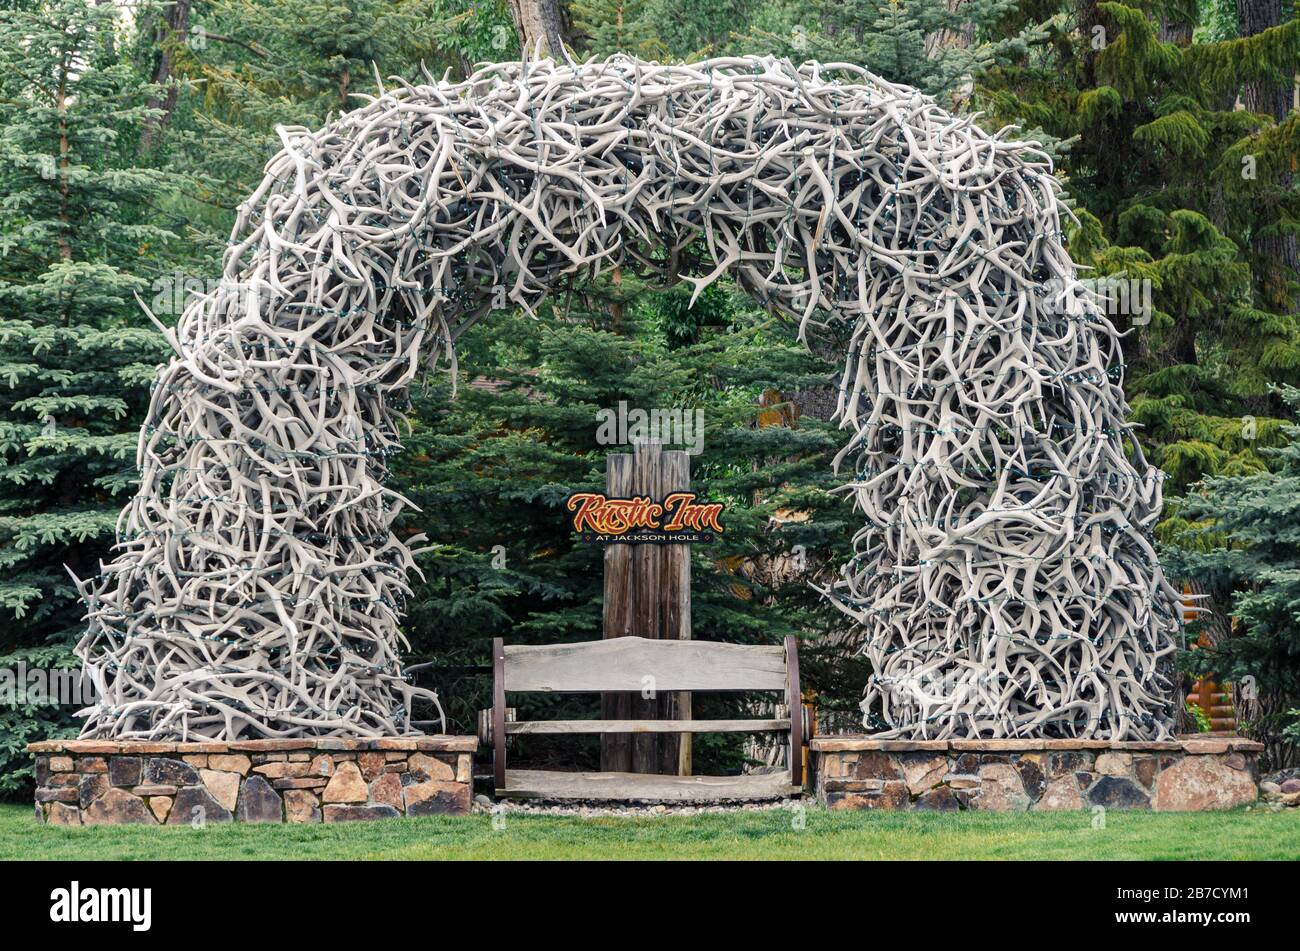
808;735;1264;753
27;735;477;754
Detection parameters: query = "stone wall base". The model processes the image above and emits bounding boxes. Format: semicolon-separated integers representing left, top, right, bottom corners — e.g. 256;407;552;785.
811;736;1262;812
28;737;477;826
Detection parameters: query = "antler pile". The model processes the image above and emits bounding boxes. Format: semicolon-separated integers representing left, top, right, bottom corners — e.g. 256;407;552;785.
75;54;1181;741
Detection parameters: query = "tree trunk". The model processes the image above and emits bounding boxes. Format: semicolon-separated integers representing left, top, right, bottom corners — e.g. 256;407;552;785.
56;57;71;266
138;0;193;156
1156;19;1193;46
923;0;976;58
1238;0;1293;119
923;0;977;107
507;0;568;57
1237;684;1300;770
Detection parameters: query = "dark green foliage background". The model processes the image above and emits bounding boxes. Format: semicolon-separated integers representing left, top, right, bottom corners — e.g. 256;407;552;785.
392;282;861;771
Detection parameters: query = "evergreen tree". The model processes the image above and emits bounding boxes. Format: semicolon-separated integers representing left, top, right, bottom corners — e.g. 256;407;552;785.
0;0;174;794
742;0;1044;102
1235;0;1299;316
570;0;758;60
977;2;1300;498
643;0;756;59
569;0;657;58
432;0;520;71
1164;387;1300;767
159;0;484;220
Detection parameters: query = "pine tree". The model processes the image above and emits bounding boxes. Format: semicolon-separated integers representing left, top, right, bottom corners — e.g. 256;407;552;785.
741;0;1043;102
0;0;175;794
570;0;657;58
1164;386;1300;767
641;0;756;59
977;3;1300;498
158;0;483;218
1236;0;1299;316
432;0;520;72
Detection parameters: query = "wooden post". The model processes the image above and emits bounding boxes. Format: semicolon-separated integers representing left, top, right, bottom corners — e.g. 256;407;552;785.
600;440;692;774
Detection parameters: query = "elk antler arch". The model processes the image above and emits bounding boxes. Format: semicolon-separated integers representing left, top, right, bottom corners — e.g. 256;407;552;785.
76;55;1182;742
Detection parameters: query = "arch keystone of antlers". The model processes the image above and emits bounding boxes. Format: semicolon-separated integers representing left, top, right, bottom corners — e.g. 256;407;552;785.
74;55;1182;742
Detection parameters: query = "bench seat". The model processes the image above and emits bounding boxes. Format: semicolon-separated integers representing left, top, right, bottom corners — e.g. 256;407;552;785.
499;768;801;801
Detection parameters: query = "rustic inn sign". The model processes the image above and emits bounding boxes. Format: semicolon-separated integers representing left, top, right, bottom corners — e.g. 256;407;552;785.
565;491;725;543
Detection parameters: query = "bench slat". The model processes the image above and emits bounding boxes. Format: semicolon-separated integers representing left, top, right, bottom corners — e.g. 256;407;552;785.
503;636;786;692
498;768;799;801
505;718;790;735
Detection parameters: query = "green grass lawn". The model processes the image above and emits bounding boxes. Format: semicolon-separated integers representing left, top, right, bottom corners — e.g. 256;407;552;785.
4;802;1298;860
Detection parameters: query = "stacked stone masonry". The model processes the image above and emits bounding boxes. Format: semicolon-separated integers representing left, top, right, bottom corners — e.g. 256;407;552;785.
29;737;476;826
811;736;1263;811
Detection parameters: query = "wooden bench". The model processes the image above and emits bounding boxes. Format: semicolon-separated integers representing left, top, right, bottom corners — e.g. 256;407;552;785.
481;635;805;801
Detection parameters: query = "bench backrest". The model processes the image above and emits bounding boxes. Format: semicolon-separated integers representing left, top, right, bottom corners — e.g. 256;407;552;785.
501;636;787;692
